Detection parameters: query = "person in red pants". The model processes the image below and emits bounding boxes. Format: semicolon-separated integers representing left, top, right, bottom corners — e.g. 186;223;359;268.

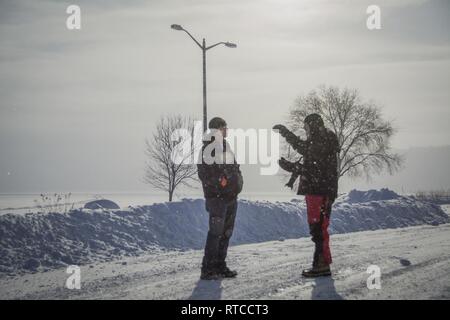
305;194;333;273
274;114;339;277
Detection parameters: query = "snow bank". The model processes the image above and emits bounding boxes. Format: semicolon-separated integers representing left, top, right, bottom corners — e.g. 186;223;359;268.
0;189;448;275
344;188;400;203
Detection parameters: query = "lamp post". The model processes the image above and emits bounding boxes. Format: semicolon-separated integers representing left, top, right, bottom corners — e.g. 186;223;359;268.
171;24;237;132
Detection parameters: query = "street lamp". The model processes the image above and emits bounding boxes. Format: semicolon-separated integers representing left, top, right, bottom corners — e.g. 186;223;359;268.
171;24;237;132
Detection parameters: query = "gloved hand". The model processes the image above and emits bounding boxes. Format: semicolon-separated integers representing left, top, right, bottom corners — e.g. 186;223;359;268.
278;157;295;172
219;175;228;188
272;124;289;137
285;177;296;189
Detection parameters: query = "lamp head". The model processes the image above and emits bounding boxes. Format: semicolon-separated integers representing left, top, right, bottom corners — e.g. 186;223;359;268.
171;24;183;31
224;42;237;48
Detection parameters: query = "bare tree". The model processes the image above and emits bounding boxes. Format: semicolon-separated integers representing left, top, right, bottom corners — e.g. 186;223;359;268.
144;115;198;201
287;85;403;182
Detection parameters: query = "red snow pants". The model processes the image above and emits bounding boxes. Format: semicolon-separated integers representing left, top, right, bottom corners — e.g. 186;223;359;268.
305;195;332;266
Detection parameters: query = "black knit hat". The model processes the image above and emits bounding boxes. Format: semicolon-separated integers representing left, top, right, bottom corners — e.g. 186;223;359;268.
208;117;227;129
304;113;324;127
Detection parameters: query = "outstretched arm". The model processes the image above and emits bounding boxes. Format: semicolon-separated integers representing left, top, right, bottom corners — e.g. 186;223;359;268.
273;124;308;155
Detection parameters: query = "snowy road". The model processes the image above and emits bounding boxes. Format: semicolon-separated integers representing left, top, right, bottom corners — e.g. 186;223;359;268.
1;223;450;300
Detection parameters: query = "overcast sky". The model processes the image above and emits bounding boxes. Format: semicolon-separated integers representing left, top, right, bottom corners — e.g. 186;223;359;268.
0;0;449;195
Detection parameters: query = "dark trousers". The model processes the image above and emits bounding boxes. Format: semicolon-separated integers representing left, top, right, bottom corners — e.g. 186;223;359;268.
305;195;333;266
202;197;238;272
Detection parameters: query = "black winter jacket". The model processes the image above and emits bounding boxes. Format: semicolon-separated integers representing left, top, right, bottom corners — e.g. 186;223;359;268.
283;127;340;200
197;136;243;199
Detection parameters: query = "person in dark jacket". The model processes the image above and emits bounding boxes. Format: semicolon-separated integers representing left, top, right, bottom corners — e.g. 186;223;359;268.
273;113;340;277
198;117;243;280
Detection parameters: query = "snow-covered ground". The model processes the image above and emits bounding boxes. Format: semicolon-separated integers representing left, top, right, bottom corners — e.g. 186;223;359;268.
1;223;449;300
1;189;448;275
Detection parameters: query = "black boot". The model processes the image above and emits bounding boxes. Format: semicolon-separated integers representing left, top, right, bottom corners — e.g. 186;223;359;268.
302;265;331;278
302;255;331;278
217;262;237;278
220;266;238;278
201;258;221;280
